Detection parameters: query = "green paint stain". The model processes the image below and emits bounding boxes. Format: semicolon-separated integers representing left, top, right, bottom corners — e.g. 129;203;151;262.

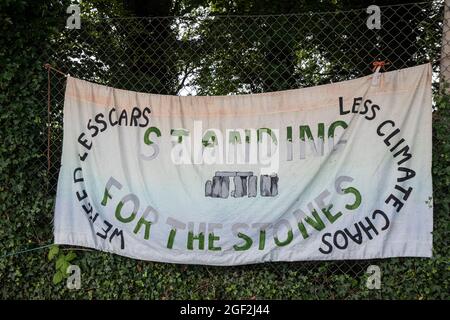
187;231;205;250
202;131;217;147
144;126;161;145
297;222;309;239
133;217;151;240
167;229;176;249
274;229;293;247
321;204;342;223
233;232;252;251
101;188;111;206
343;187;362;210
257;128;278;145
287;126;292;142
171;129;189;143
258;229;266;250
115;201;136;223
228;131;242;144
328;120;348;138
304;209;326;231
208;233;221;251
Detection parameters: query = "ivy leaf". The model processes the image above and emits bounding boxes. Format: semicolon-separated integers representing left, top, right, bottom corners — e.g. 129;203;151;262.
61;261;70;275
65;251;76;262
52;271;64;285
55;256;65;270
47;245;59;261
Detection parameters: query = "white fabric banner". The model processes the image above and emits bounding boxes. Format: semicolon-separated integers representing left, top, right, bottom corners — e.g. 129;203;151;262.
54;64;433;265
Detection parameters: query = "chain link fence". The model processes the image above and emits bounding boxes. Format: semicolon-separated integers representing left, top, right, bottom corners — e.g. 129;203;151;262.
40;1;446;298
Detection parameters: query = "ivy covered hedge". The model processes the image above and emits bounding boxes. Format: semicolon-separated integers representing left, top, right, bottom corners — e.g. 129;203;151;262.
0;1;448;299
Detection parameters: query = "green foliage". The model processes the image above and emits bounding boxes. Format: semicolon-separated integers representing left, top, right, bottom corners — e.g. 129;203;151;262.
0;0;448;299
47;245;59;261
47;245;77;284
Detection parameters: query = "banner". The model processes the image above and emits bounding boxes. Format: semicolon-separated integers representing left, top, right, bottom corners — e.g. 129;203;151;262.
54;64;433;265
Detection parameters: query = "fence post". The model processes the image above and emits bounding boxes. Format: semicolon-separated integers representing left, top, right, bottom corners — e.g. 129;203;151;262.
440;0;450;92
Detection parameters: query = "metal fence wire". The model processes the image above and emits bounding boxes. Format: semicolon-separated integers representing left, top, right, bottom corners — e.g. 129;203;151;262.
41;1;445;298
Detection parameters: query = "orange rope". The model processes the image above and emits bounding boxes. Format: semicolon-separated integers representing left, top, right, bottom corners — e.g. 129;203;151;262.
44;63;68;77
371;60;390;72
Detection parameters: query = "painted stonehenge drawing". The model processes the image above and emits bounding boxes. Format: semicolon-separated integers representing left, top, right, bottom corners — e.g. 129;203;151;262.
205;171;278;198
